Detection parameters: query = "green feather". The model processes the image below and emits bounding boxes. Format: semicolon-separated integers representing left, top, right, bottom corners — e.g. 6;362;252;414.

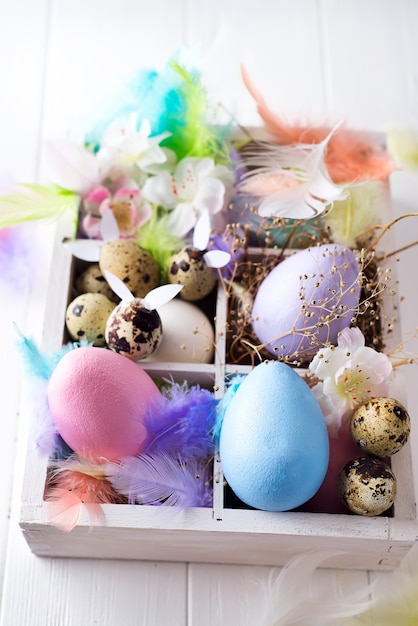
0;184;79;233
136;207;184;282
161;61;231;164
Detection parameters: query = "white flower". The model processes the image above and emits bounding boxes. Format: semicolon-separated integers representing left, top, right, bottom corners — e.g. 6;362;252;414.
309;327;392;430
97;116;171;182
142;157;234;237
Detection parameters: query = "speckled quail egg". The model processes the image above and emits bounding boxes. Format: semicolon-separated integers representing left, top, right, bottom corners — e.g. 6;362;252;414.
351;397;410;457
105;299;162;361
337;456;397;516
99;240;159;298
66;293;115;346
168;247;217;301
75;264;119;302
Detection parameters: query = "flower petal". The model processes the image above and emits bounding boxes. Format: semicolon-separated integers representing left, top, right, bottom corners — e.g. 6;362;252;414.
142;171;176;208
194;177;225;214
167;203;196;237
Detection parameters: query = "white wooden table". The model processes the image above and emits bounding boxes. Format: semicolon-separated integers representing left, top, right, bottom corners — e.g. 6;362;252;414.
1;2;418;624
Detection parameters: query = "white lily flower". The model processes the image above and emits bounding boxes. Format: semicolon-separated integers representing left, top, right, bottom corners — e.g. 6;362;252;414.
142;156;234;237
96;116;170;179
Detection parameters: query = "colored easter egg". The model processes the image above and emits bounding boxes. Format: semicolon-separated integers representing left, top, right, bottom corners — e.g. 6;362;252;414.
251;244;361;362
47;347;161;461
219;361;329;511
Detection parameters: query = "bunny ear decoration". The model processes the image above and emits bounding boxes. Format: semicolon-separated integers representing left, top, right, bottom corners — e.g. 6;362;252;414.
193;209;211;251
103;270;183;309
103;270;135;302
100;205;120;241
192;210;231;268
142;284;183;310
66;239;101;262
67;205;120;261
203;249;231;268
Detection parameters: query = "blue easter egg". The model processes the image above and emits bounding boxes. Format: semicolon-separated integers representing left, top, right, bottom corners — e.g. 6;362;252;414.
219;361;329;511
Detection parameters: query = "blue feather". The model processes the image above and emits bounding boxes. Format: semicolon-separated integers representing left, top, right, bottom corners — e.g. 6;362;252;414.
212;375;245;438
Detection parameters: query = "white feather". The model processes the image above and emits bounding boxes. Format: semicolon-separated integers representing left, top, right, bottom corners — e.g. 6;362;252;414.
251;551;374;626
240;125;348;219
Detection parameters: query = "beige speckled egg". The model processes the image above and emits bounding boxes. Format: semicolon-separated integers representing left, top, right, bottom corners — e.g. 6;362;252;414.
99;240;159;298
351;397;410;457
75;264;119;302
168;247;217;301
105;299;162;360
337;456;397;516
66;293;115;346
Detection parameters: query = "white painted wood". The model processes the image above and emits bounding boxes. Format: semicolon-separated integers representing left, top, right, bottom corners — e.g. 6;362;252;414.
188;563;371;626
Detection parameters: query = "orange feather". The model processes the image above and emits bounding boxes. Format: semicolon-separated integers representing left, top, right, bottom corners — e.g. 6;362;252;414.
241;63;395;184
45;466;127;531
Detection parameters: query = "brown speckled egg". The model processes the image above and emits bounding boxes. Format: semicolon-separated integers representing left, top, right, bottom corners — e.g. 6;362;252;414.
66;293;115;346
75;264;119;302
337;456;397;516
351;397;410;457
105;299;162;360
99;240;159;298
168;247;217;301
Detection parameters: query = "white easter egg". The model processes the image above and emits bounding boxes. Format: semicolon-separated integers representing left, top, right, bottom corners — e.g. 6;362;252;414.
144;299;215;363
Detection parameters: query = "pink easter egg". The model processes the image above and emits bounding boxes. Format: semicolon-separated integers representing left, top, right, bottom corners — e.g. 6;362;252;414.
47;347;161;461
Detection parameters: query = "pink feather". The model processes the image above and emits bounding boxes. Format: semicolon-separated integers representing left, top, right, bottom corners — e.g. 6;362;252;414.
45;462;127;531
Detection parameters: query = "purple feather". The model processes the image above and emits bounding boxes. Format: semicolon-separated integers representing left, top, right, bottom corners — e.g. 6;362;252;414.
29;380;59;455
106;452;213;507
144;383;218;461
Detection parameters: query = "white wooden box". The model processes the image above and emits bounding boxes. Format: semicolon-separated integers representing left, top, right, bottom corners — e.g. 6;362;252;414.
19;207;418;571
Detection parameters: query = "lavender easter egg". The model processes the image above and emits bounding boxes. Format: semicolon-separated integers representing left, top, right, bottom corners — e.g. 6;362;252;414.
251;244;361;362
47;347;161;461
219;361;329;511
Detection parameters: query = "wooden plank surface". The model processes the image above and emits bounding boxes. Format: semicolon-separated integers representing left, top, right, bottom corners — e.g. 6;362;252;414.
1;1;418;624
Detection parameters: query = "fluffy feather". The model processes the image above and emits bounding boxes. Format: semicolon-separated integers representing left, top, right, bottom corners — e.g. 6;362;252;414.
159;60;230;163
46;457;127;531
86;58;230;164
386;127;418;170
0;224;32;291
31;380;59;455
136;207;184;282
352;543;418;625
323;179;389;246
212;375;244;438
14;325;56;380
254;550;374;626
238;133;348;219
241;64;395;184
106;451;213;507
144;382;218;460
0;184;79;231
